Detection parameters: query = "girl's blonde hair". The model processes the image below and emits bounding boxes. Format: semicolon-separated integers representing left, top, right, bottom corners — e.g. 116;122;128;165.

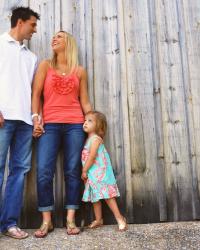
50;31;78;74
86;111;107;138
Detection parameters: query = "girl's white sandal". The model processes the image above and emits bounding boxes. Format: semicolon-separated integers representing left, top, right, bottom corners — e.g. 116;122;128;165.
117;217;128;231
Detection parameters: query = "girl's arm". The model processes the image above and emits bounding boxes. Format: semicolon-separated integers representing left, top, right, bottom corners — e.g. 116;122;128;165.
79;67;92;114
81;137;102;180
31;60;49;136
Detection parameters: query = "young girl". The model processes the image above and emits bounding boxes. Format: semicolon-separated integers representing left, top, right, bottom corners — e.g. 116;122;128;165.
81;111;127;231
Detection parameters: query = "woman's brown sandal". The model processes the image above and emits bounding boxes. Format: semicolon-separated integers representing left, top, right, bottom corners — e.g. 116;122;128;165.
88;219;103;229
66;221;80;235
117;217;128;231
34;221;54;238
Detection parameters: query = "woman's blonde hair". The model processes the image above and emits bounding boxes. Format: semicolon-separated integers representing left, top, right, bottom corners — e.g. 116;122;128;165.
86;111;107;138
50;31;78;74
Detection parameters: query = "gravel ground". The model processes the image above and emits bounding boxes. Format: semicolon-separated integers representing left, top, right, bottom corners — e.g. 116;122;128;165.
0;222;200;250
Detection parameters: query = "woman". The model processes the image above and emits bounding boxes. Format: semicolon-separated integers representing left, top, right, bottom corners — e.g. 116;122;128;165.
32;31;92;237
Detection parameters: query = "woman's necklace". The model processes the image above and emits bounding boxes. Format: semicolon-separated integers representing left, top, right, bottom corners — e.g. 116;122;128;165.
56;65;68;76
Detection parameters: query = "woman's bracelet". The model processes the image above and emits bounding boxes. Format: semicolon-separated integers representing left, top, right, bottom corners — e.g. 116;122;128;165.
31;113;41;122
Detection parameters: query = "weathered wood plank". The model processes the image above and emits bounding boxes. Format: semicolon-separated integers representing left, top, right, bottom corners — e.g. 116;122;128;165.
122;0;162;222
181;0;200;219
117;0;134;222
155;0;195;221
147;0;167;222
84;0;94;104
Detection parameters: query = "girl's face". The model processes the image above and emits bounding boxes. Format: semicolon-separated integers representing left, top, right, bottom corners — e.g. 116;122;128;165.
83;114;97;134
51;32;66;52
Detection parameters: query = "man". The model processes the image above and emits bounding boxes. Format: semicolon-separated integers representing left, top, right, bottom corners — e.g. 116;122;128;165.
0;7;40;239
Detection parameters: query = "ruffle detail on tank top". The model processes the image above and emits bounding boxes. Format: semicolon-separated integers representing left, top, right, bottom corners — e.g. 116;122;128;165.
52;74;76;95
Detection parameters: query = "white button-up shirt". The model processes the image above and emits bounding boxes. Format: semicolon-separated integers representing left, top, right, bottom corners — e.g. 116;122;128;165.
0;32;37;125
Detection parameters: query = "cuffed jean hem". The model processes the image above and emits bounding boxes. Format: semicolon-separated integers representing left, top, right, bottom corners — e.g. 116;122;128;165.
38;205;54;212
1;223;17;233
65;205;79;210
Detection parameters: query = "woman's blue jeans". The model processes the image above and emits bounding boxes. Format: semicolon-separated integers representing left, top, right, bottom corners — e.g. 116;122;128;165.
0;120;32;232
36;123;85;212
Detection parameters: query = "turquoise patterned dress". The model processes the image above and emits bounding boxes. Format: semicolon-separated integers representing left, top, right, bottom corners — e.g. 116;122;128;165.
82;135;120;203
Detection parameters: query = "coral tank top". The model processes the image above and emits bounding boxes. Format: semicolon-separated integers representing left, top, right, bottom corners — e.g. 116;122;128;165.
43;68;84;123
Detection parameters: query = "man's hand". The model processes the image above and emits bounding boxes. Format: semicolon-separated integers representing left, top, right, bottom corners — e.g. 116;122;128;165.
0;112;4;128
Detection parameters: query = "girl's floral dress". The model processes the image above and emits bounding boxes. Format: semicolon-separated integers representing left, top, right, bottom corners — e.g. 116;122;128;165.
82;135;120;203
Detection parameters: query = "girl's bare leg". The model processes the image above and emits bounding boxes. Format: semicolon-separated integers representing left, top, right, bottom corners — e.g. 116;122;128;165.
105;197;127;230
93;201;102;221
105;198;123;220
88;201;103;228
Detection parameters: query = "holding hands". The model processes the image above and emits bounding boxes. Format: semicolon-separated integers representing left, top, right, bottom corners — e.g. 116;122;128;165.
32;114;45;137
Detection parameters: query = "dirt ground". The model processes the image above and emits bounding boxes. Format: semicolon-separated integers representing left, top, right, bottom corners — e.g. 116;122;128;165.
0;222;200;250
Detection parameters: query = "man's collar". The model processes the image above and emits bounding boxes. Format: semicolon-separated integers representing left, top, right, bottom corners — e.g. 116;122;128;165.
4;32;28;49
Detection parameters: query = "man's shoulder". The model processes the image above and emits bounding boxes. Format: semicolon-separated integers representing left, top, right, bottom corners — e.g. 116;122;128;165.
0;32;8;41
0;33;10;49
0;32;8;37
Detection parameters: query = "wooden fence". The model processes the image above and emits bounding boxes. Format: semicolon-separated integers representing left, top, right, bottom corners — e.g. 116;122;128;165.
1;0;200;228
